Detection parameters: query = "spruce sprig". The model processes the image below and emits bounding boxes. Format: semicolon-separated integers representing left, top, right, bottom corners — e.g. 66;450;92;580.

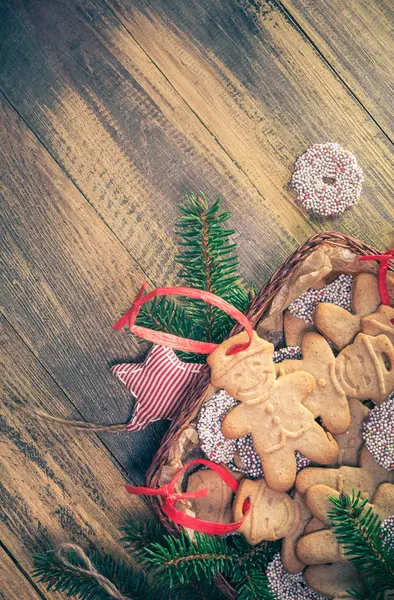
33;522;279;600
329;490;394;599
176;194;251;344
33;548;155;600
133;193;252;362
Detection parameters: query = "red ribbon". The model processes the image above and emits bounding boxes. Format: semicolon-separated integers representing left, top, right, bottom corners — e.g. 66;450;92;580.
113;283;254;355
125;459;250;535
359;249;394;305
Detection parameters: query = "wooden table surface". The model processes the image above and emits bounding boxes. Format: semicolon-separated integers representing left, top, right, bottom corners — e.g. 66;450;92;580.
0;0;393;597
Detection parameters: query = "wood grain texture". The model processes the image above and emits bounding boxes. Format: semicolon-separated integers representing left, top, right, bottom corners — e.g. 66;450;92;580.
0;548;45;600
0;95;168;484
107;0;394;250
1;315;152;598
0;0;393;595
0;0;306;291
279;0;394;138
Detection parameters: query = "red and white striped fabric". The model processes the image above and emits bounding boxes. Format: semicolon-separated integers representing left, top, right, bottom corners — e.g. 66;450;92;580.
111;345;204;432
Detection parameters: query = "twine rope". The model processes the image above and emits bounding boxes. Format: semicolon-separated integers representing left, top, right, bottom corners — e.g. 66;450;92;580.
56;543;129;600
3;399;127;431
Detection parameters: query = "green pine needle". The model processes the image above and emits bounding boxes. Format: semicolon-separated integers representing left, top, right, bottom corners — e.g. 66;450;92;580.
329;490;394;599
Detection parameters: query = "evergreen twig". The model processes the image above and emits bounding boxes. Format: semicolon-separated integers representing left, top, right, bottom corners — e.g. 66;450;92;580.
329;490;394;600
131;193;252;363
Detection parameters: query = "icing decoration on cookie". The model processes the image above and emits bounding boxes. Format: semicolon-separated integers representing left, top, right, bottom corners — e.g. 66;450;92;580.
290;142;363;216
363;391;394;470
210;331;338;492
288;274;353;324
266;552;326;600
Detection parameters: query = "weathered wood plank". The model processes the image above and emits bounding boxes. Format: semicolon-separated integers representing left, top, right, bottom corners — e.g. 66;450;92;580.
0;0;308;291
107;0;394;247
278;0;394;139
0;548;45;600
1;315;152;598
0;95;168;484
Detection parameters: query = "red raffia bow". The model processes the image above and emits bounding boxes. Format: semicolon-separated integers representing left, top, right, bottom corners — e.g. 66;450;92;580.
359;249;394;306
113;283;254;356
125;459;250;535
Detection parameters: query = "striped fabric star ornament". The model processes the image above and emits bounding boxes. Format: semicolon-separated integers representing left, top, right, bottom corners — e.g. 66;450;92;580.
111;345;204;432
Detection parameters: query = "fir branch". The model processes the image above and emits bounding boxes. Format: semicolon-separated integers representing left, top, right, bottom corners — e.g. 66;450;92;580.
176;193;251;344
120;519;168;557
33;548;157;600
142;531;234;586
329;490;394;599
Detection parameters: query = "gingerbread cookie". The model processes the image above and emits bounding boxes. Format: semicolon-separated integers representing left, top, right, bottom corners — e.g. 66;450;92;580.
361;304;394;344
281;492;314;573
297;483;394;598
313;273;381;350
233;478;296;544
186;467;243;524
278;332;350;434
296;446;394;498
335;333;394;404
297;483;394;563
208;331;338;492
329;398;369;467
304;563;359;599
284;310;316;347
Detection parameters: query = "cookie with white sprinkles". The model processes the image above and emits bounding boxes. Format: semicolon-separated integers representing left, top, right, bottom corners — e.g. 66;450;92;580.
266;553;327;600
288;274;353;324
197;390;237;463
363;392;394;470
291;142;363;216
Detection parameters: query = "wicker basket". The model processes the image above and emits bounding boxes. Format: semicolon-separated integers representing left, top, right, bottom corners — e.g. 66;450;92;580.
146;231;389;599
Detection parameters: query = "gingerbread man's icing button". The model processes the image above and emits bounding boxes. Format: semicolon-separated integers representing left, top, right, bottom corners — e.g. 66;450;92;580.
317;378;326;388
273;416;281;425
265;404;275;413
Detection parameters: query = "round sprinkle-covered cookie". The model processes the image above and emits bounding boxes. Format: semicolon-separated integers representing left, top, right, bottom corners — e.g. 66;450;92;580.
266;553;326;600
363;392;394;471
273;346;303;362
382;515;394;551
197;390;237;463
288;274;353;324
291;142;363;216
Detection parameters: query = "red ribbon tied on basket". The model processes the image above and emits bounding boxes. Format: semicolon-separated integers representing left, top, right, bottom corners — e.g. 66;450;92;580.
359;248;394;306
113;283;254;355
125;459;250;535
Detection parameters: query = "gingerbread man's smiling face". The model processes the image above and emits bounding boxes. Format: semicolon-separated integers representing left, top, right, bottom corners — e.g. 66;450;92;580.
208;331;276;404
336;333;394;402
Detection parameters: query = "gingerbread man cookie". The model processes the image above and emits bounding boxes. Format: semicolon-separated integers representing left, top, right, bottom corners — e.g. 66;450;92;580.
186;467;243;524
313;273;381;350
208;331;338;492
280;492;325;574
233;478;296;544
296;483;394;597
278;332;350;434
329;398;369;467
361;304;394;344
296;446;394;498
335;333;394;404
